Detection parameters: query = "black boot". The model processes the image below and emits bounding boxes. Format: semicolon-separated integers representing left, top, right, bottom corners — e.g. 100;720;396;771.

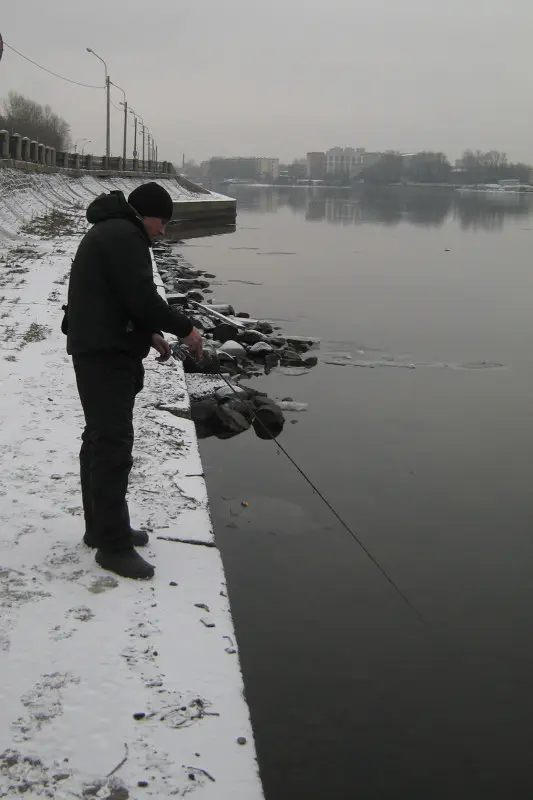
95;548;155;580
84;528;149;548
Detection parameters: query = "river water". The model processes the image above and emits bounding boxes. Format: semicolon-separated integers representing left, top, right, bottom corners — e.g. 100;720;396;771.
177;185;533;799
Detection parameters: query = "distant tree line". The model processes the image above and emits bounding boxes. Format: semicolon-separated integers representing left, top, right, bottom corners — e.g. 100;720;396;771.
360;149;531;185
0;92;71;151
457;150;531;185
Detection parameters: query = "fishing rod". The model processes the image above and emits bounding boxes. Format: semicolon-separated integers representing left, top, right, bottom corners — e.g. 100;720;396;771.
179;345;428;628
173;345;498;788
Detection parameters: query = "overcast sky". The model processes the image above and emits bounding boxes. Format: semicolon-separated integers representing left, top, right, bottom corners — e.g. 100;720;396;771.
2;0;532;165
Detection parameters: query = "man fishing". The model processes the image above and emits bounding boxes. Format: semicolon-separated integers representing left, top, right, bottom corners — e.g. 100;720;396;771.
66;182;203;579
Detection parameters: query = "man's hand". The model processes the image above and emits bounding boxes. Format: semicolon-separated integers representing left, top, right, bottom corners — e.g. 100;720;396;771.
151;332;172;362
183;327;203;359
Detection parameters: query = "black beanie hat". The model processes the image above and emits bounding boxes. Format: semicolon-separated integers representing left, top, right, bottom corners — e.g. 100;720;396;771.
128;182;174;222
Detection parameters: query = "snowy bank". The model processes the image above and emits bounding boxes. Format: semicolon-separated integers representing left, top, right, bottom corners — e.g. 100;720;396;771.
0;203;262;796
0;167;233;241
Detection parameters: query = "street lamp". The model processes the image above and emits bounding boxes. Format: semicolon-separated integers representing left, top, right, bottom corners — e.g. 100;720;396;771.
129;106;143;165
86;47;110;159
111;81;128;164
73;137;90;153
141;125;148;172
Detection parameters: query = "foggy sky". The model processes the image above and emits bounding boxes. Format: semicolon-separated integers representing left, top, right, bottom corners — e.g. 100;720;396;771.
2;0;532;165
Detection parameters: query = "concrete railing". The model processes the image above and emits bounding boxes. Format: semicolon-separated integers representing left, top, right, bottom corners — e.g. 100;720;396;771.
0;130;174;174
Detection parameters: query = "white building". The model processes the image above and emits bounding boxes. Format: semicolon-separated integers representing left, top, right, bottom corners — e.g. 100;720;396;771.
257;158;280;181
361;151;383;169
325;147;366;178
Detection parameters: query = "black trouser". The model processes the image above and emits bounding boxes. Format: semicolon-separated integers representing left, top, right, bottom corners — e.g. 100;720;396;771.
73;351;144;552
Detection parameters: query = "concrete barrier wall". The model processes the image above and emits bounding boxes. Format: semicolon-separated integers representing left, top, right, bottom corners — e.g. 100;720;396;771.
0;130;173;174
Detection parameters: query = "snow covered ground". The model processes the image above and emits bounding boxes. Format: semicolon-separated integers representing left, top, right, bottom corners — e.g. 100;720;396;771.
0;190;263;797
0;168;230;241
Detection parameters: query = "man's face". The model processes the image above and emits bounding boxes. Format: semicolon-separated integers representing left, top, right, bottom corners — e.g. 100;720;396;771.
143;217;167;238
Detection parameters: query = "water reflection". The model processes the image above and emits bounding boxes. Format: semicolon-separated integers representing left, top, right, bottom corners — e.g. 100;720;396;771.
165;220;236;241
220;185;533;231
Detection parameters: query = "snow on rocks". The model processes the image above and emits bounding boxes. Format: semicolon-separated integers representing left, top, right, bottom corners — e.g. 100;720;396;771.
0;203;263;798
238;329;269;346
248;342;273;355
217;340;247;359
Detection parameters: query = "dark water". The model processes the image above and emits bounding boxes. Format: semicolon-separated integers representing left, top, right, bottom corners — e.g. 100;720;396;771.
183;186;533;799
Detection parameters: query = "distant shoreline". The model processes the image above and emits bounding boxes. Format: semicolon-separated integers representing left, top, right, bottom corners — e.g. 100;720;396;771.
199;180;533;193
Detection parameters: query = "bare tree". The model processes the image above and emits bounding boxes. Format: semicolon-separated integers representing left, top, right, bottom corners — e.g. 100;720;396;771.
460;149;529;184
0;92;71;150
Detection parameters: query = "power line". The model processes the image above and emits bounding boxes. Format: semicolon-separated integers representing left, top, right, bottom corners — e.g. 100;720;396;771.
3;40;104;89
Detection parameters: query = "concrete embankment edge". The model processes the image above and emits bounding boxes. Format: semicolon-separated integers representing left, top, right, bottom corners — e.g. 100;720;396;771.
0;189;262;798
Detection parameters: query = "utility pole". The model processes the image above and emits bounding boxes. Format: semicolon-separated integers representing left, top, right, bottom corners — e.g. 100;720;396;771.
133;115;137;160
129;107;143;165
122;100;127;163
111;81;128;164
142;125;146;171
87;48;110;159
106;74;110;159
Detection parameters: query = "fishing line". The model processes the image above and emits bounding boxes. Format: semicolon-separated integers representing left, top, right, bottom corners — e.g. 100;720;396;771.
171;337;495;787
184;349;428;628
192;361;492;790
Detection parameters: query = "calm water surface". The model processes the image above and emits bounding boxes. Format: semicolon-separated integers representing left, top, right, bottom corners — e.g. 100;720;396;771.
179;186;533;799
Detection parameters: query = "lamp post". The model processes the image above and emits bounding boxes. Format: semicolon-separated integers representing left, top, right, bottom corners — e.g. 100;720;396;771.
81;140;92;156
129;107;143;164
142;125;147;171
131;111;138;161
111;81;127;164
73;137;90;153
86;47;110;159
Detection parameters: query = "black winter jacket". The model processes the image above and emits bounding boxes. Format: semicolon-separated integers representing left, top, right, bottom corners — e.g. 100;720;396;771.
66;191;193;358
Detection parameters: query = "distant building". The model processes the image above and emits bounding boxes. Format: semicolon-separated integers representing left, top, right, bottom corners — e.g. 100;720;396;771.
307;149;384;180
401;153;416;169
206;156;279;183
257;158;280;181
307;151;326;180
325;147;367;178
360;151;383;169
288;161;308;181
